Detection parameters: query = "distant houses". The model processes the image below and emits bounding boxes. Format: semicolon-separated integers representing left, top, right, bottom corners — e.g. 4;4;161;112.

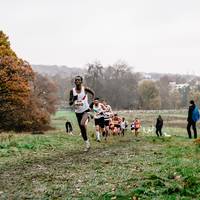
169;82;190;91
169;80;200;92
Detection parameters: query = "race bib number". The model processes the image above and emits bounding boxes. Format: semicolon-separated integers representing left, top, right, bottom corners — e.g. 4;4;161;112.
74;100;83;109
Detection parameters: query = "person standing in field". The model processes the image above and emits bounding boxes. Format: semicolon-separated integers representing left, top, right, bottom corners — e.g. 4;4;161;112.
155;115;163;137
69;75;95;151
65;120;73;135
187;100;200;139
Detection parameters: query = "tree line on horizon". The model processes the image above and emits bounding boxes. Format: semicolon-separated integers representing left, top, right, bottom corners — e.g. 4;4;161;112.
83;61;200;110
52;61;200;111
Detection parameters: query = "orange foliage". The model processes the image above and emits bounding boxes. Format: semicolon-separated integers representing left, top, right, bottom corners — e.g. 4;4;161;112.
0;31;57;132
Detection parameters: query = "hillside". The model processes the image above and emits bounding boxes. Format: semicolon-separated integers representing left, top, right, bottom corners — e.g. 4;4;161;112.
31;64;86;78
31;64;199;83
1;110;200;199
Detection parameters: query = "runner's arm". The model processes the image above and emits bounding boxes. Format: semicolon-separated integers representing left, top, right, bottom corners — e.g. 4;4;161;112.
85;87;95;99
89;102;94;110
100;103;107;111
69;89;74;106
109;105;113;113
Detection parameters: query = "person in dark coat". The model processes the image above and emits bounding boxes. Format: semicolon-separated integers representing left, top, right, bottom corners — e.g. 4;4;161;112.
65;120;73;135
155;115;163;137
187;100;197;139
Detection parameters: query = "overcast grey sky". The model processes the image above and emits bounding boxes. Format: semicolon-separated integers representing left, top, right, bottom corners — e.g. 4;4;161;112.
1;0;200;74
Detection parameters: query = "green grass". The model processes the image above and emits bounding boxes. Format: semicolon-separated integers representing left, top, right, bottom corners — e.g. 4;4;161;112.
0;110;200;199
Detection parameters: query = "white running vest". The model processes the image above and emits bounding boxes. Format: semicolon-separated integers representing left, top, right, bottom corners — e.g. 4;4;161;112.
104;105;112;120
93;103;104;119
72;86;89;113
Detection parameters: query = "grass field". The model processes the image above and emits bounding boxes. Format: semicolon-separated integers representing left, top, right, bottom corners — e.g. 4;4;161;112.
0;110;200;199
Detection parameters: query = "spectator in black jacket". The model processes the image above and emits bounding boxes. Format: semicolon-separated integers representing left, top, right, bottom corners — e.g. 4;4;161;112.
65;120;73;135
155;115;163;137
187;100;197;139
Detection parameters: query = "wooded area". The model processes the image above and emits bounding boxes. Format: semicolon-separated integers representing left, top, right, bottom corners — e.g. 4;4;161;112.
52;61;200;110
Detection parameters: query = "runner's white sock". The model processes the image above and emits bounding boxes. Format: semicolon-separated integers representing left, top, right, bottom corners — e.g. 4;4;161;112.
96;131;100;140
85;140;90;148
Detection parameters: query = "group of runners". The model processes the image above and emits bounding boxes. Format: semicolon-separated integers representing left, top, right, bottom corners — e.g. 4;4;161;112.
69;75;141;151
89;97;130;141
69;75;199;151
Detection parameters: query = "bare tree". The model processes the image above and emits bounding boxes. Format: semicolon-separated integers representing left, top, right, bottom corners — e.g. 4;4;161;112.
138;80;161;110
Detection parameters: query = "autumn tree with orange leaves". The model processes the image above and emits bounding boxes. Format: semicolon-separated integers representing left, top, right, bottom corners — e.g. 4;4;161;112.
28;73;58;131
0;31;58;132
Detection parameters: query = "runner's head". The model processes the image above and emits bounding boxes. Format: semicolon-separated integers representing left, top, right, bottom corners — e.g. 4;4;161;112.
74;76;83;86
113;113;118;119
190;100;195;105
94;97;100;106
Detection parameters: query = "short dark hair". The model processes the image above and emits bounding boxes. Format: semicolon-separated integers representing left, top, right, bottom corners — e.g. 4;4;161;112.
74;75;83;82
94;97;100;101
190;100;195;105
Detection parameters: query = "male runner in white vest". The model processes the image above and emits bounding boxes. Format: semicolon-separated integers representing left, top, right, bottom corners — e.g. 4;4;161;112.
69;76;94;151
90;97;106;142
